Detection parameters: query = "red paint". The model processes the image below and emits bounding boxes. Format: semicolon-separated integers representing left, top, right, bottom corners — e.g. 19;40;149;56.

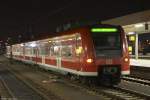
45;58;56;66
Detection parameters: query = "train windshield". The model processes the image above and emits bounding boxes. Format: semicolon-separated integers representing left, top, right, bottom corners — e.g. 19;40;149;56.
91;27;122;57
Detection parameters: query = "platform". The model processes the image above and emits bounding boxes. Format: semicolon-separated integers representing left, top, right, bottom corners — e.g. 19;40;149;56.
130;59;150;67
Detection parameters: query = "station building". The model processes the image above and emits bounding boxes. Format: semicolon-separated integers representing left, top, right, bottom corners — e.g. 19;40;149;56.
102;10;150;67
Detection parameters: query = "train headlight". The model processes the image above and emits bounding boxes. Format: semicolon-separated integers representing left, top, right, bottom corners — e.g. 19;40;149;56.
86;58;93;63
124;58;129;62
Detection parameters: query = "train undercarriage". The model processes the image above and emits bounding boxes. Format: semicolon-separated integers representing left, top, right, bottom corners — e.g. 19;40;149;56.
67;65;121;86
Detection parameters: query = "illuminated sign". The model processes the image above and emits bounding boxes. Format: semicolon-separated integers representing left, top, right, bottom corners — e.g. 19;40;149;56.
91;28;117;32
129;36;135;41
128;46;132;51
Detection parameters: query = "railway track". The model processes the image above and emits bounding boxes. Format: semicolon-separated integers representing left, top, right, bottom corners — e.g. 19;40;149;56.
3;59;150;100
122;76;150;86
0;76;14;99
61;78;150;100
91;86;149;100
28;67;150;100
0;65;47;100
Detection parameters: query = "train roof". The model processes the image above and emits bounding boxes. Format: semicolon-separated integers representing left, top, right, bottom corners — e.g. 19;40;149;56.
11;24;122;45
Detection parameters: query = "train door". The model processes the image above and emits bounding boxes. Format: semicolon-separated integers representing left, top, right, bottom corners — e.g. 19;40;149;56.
56;56;61;68
54;41;62;68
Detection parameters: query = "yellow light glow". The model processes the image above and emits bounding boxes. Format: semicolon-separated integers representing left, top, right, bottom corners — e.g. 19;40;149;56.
76;46;82;54
129;36;135;41
48;40;52;43
68;39;73;41
128;46;132;51
86;58;93;63
124;58;129;62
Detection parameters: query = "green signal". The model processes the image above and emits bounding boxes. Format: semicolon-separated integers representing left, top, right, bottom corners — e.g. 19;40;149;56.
91;28;118;32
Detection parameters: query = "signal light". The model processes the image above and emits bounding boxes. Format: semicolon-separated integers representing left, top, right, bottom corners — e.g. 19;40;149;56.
86;58;93;63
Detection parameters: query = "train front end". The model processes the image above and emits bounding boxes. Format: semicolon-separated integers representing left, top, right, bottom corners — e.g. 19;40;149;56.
89;25;130;85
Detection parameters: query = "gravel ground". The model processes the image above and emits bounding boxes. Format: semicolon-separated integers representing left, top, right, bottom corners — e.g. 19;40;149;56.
0;56;110;100
0;77;12;98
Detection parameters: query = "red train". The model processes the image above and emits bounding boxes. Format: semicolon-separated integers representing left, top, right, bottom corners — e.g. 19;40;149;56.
6;24;130;85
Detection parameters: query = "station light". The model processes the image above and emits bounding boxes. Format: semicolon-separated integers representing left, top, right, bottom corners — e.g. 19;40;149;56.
128;46;132;51
129;36;135;41
127;32;135;35
134;24;144;28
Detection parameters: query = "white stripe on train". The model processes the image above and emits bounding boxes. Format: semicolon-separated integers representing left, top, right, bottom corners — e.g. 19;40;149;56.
121;70;130;75
13;57;129;76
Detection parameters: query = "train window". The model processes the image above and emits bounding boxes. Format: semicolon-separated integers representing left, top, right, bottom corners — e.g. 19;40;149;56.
76;46;82;56
91;31;121;56
75;34;82;56
50;44;61;57
54;46;60;56
20;47;24;55
33;48;37;55
54;41;61;56
6;46;11;55
39;47;45;56
61;45;73;57
49;46;54;56
42;42;50;56
108;36;117;47
45;46;50;56
25;47;32;56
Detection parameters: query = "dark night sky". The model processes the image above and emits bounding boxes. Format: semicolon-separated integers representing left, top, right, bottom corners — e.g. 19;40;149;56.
0;0;150;42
